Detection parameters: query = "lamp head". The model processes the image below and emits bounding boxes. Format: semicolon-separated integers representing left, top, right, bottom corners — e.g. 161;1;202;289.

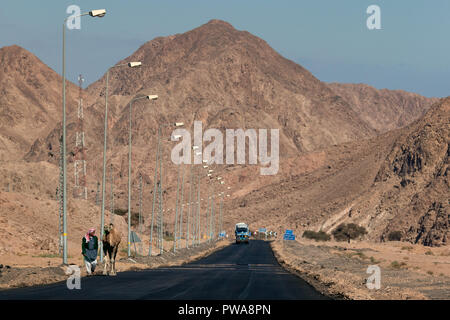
128;61;142;68
89;9;106;17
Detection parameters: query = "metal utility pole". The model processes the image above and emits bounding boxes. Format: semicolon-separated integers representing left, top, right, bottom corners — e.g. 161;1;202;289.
173;165;181;253
219;192;224;237
109;164;114;224
95;182;101;206
74;74;87;201
209;182;215;242
148;122;184;256
58;135;64;255
149;127;161;256
127;95;158;257
187;164;194;249
138;174;143;255
190;168;195;246
138;174;143;234
127;98;133;257
101;61;141;262
61;19;67;265
178;166;185;249
196;171;201;246
205;196;209;243
158;150;164;255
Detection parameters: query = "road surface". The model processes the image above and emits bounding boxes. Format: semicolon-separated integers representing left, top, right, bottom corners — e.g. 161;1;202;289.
0;240;328;300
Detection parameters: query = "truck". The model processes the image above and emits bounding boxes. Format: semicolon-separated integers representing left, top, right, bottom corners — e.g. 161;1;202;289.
235;222;250;244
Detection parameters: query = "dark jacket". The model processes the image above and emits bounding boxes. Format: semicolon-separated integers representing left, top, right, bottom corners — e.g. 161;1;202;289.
82;236;98;262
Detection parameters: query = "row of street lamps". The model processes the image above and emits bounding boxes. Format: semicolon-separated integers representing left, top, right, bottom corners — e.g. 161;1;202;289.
171;154;231;253
60;9;231;264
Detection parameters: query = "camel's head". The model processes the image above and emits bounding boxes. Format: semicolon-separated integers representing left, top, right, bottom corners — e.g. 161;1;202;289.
104;223;114;235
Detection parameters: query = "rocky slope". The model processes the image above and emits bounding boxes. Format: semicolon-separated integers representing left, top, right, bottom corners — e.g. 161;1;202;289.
0;19;445;253
328;83;438;133
0;45;79;161
370;98;449;245
86;19;375;156
227;98;448;246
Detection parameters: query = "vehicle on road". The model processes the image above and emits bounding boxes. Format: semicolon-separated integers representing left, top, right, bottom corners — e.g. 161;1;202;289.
235;222;250;244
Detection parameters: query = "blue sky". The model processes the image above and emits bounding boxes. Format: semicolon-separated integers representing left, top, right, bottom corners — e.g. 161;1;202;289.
0;0;448;97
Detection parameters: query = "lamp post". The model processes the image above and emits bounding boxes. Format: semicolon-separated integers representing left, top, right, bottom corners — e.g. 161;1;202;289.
214;177;223;240
186;146;198;249
190;149;201;247
127;95;158;257
100;61;141;262
173;134;183;253
148;122;184;256
61;9;106;265
196;167;201;246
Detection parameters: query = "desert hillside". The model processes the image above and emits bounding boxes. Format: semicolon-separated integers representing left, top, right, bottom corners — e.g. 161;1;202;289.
328;83;439;133
0;45;79;161
225;98;448;246
0;19;445;259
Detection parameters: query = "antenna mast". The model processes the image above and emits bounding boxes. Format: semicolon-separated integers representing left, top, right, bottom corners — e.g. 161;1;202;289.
73;74;87;199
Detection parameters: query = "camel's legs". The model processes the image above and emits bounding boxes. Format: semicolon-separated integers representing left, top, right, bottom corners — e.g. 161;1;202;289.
103;253;109;275
111;247;118;276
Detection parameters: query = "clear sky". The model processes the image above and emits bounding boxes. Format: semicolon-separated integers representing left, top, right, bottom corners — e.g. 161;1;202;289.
0;0;448;97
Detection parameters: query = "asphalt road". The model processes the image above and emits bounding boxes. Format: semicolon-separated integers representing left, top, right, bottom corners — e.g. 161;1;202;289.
0;240;328;300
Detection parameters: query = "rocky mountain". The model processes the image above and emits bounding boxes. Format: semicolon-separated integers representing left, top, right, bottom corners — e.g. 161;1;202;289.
0;20;445;249
225;98;448;246
328;83;438;133
370;97;449;246
86;19;375;156
24;19;382;213
0;45;79;161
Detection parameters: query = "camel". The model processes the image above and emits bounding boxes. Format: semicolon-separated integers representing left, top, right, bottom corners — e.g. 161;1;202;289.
102;223;121;276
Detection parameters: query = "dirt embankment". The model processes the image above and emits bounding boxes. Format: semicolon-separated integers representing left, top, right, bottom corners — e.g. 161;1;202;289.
271;239;450;300
0;240;230;290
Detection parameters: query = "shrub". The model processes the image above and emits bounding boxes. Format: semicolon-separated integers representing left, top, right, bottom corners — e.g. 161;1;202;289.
332;223;367;242
390;261;407;269
387;231;402;241
302;230;331;241
353;252;368;260
113;208;127;216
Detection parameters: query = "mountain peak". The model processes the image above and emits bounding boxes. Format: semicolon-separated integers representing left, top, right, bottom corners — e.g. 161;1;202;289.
204;19;235;28
0;44;34;59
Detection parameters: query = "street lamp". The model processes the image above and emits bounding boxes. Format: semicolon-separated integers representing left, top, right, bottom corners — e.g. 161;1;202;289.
192;150;202;246
173;137;184;253
148;122;183;256
61;8;106;265
185;145;200;249
127;95;158;257
100;61;142;262
89;9;107;17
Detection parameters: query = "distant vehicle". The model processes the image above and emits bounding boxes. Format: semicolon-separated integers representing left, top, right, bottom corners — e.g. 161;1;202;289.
235;222;250;244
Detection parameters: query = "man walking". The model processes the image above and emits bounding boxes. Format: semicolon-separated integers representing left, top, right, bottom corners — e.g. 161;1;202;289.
82;228;98;276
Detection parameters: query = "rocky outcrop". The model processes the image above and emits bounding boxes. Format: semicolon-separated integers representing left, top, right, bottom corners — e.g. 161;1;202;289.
373;98;449;246
328;83;438;133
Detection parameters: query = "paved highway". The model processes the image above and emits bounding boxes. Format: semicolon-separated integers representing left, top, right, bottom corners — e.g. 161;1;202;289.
0;240;328;300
